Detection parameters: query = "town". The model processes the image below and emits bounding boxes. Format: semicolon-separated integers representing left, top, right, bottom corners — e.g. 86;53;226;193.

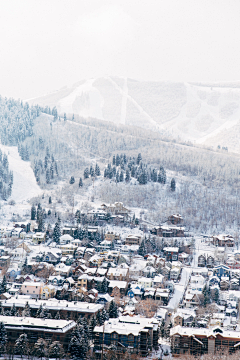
0;199;239;359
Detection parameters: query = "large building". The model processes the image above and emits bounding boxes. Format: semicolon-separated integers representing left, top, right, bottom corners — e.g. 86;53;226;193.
170;325;240;356
93;316;159;357
0;315;76;348
2;297;103;320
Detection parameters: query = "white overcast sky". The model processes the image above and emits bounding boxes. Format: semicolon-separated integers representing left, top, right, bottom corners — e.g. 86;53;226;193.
0;0;239;99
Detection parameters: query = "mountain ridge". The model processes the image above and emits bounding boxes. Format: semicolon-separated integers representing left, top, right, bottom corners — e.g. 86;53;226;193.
27;77;240;153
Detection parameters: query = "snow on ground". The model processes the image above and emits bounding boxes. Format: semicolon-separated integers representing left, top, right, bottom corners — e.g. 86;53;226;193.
0;144;42;203
58;79;104;119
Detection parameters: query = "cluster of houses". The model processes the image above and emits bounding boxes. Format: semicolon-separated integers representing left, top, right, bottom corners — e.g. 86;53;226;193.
2;205;240;358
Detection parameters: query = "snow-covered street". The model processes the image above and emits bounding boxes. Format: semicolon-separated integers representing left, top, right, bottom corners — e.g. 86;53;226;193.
167;267;191;311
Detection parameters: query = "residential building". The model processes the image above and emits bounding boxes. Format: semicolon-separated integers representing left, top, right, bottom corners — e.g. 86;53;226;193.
171;325;240;356
0;316;76;349
21;281;44;298
32;232;46;244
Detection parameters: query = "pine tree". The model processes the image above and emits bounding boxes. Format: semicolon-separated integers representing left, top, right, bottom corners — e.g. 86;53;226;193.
102;308;109;322
101;278;108;294
160;319;165;338
63;113;67;121
49;341;64;360
84;168;89;179
0;276;7;294
108;300;118;318
116;154;120;166
96;310;104;326
39;307;49;319
36;304;43;318
171;178;176;192
112;155;116;165
125;169;130;182
137;153;142;165
53;219;61;244
69;176;75;184
49;196;52;204
15;333;28;358
79;177;83;187
116;171;120;183
138;240;146;256
37;210;45;232
95;163;100;176
0;303;4;316
55;311;61;320
34;338;47;360
0;322;7;356
10;303;17;316
68;336;81;360
22;302;31;317
31;205;36;220
119;171;124;182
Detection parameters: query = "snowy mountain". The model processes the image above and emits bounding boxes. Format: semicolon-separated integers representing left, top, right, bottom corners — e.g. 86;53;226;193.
27;77;240;153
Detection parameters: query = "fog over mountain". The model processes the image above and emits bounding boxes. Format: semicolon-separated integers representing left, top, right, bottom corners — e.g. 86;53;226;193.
27;77;240;154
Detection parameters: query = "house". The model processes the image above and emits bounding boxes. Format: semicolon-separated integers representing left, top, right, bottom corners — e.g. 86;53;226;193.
101;202;130;218
107;267;129;281
152;274;164;288
6;265;21;279
198;254;206;267
168;214;183;225
151;225;185;237
155;289;170;304
128;285;144;299
137;277;153;289
48;275;64;286
108;280;128;297
163;247;179;262
105;232;120;242
41;284;56;299
142;266;156;278
97;293;113;305
54;263;71;277
59;244;77;256
44;250;62;264
213;265;230;279
0;256;10;269
173;309;196;327
59;234;74;245
206;255;215;268
32;232;46;244
212;234;235;247
21;281;44;299
170;267;181;281
62;226;77;236
125;235;141;246
190;275;205;292
97;240;111;252
220;277;230;291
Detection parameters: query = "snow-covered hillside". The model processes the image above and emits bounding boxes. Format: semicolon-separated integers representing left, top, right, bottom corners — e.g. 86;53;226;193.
27;77;240;153
0;144;42;203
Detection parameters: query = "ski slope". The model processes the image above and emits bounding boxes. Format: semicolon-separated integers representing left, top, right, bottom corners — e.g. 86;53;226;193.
0;144;42;203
